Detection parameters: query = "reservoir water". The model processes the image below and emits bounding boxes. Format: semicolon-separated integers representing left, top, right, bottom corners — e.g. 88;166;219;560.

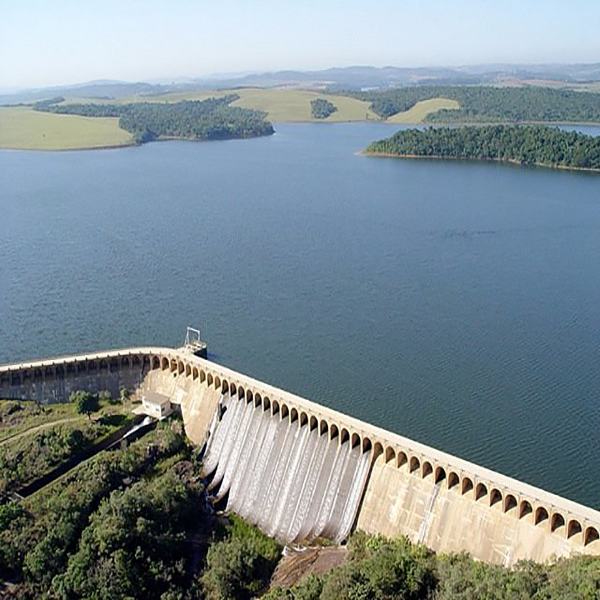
1;123;599;508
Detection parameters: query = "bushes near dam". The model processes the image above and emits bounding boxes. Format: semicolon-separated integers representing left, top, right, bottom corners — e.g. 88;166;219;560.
265;533;600;599
0;418;281;599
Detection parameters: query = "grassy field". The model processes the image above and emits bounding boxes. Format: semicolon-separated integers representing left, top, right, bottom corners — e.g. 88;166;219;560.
121;88;455;122
387;98;460;123
118;87;379;121
232;88;377;121
0;106;133;150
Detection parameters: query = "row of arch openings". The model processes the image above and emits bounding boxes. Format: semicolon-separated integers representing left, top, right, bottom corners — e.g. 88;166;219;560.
155;353;600;548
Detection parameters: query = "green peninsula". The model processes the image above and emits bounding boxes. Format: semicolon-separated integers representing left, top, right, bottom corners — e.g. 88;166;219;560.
35;94;274;144
365;125;600;171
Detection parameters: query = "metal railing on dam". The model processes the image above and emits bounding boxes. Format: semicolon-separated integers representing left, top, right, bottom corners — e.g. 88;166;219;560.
1;346;599;565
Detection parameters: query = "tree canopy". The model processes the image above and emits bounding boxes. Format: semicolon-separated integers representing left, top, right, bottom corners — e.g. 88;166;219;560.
70;390;99;418
348;85;600;123
310;98;338;119
365;125;600;171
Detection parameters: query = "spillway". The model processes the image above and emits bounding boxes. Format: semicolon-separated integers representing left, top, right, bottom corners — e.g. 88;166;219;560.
201;392;372;543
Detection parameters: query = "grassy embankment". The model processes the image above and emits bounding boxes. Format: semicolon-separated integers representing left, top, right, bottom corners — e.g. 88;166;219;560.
0;106;133;150
0;397;136;495
386;97;459;122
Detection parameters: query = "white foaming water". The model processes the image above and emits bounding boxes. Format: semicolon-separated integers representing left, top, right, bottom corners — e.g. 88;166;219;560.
203;401;374;542
335;449;372;542
274;425;316;539
227;408;271;510
258;421;297;532
286;430;330;542
208;395;244;491
238;416;279;519
312;441;351;538
216;399;256;501
246;418;290;524
201;394;230;476
268;424;311;538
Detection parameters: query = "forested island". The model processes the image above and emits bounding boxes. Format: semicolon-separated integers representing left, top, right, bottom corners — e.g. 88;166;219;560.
349;86;600;123
34;95;274;144
365;125;600;171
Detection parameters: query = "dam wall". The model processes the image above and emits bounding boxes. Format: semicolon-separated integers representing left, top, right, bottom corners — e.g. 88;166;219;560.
1;346;599;565
0;350;149;403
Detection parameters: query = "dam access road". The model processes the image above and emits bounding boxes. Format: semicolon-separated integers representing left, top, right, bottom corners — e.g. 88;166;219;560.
1;345;598;567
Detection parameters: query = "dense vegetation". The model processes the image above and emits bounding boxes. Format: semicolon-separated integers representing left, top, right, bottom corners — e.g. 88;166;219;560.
366;125;600;170
0;417;281;599
349;86;600;123
34;95;274;144
310;98;337;119
265;532;600;600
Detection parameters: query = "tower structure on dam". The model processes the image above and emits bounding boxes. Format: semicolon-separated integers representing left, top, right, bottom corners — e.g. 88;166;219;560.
1;345;599;566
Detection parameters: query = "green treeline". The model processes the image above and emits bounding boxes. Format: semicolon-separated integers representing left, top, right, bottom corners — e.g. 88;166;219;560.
265;533;600;600
34;95;274;144
349;86;600;122
366;125;600;170
310;98;337;119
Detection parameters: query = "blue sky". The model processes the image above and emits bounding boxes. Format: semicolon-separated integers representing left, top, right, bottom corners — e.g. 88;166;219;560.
2;0;600;89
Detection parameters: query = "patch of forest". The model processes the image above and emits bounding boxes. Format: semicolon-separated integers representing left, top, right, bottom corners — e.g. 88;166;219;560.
365;125;600;171
310;98;337;119
34;95;274;143
0;421;281;599
348;86;600;123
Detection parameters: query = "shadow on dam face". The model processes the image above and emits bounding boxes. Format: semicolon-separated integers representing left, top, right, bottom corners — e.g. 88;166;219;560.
201;392;372;544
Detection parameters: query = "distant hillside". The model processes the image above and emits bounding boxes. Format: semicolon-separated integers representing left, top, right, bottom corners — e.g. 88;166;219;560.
0;81;176;105
3;63;600;105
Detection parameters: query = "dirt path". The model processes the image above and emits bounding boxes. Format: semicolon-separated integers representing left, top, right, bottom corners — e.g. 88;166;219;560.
0;417;84;446
269;546;347;590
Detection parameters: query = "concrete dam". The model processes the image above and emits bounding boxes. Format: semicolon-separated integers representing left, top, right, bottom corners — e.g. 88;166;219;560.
1;346;599;566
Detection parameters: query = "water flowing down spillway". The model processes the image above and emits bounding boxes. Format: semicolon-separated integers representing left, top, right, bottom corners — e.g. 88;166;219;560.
201;393;373;543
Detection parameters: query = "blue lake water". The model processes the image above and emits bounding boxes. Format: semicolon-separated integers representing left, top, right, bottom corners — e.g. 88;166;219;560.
1;122;599;507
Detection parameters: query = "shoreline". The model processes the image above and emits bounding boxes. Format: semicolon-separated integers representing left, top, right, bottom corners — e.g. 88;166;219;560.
0;141;136;153
0;130;275;153
1;119;599;153
362;151;600;173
